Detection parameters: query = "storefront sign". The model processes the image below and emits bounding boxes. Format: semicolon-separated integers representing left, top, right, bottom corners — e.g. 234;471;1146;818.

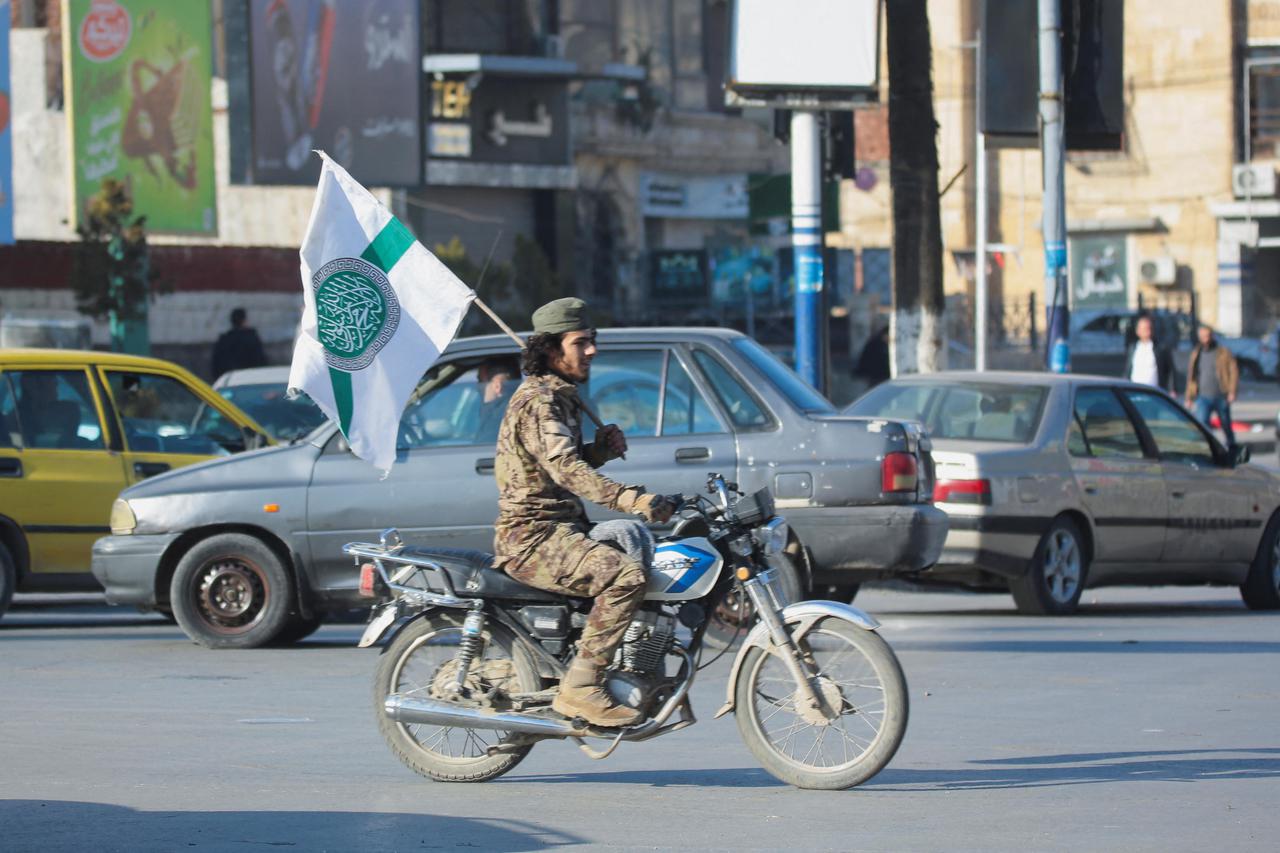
248;0;421;186
641;172;748;220
1070;235;1129;308
64;0;217;233
651;249;708;305
426;76;569;167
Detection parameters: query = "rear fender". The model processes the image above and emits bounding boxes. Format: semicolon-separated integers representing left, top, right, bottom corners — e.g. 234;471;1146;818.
713;599;880;719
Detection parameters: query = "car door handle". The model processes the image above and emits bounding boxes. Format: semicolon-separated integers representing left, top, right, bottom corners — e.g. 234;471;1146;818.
134;461;170;478
475;457;495;475
0;458;22;478
1083;485;1098;495
1171;490;1185;499
675;447;711;463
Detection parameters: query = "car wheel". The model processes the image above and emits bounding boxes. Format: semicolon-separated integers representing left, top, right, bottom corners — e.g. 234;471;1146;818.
1241;516;1280;610
0;541;15;622
170;533;295;649
1010;517;1088;615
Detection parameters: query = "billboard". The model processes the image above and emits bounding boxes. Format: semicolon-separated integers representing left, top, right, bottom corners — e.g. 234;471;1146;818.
248;0;421;186
0;1;12;245
64;0;217;234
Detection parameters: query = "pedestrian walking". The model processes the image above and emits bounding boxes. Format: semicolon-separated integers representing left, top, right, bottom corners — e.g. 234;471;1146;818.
1186;323;1239;449
1123;314;1175;393
211;307;268;381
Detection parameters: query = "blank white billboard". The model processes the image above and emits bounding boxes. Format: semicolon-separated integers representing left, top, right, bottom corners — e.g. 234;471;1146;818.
729;0;880;91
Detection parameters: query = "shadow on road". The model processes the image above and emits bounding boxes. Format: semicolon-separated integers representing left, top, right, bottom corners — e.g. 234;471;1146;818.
893;638;1280;654
503;767;784;788
876;601;1254;619
869;748;1280;791
0;801;580;851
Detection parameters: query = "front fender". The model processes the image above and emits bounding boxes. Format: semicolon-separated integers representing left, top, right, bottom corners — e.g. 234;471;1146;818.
713;599;881;719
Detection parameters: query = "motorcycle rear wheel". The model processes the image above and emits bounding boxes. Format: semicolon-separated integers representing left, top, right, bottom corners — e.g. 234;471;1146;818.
734;616;908;790
374;612;540;783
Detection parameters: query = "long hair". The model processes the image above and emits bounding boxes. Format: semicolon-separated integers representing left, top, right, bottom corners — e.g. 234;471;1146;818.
521;332;563;376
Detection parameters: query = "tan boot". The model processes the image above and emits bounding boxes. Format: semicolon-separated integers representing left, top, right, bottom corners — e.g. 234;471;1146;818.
551;657;644;728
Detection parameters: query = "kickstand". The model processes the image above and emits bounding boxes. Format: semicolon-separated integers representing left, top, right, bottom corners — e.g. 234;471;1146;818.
571;728;627;760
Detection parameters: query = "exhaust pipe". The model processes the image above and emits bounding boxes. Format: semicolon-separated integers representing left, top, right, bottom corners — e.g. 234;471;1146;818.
384;694;586;737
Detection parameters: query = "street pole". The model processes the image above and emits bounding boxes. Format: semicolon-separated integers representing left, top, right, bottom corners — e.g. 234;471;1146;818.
1038;0;1069;372
974;28;989;372
790;109;823;388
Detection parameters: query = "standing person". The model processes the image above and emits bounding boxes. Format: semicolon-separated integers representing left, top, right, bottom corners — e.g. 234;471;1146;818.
1186;324;1239;450
493;297;673;727
853;326;891;388
211;307;268;381
1123;314;1175;392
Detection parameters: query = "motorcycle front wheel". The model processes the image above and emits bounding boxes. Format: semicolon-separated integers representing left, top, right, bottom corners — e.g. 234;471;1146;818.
734;616;908;790
373;612;540;783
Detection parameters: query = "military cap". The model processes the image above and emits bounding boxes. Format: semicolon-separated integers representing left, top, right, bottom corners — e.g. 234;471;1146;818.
531;297;592;335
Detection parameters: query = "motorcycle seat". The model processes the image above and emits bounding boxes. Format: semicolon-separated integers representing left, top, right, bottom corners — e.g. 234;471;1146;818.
399;546;560;602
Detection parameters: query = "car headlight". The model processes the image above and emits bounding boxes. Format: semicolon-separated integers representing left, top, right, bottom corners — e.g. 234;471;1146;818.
753;518;789;556
110;499;137;535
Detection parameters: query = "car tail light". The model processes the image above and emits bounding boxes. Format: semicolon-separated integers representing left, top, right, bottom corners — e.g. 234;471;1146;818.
882;452;919;493
358;563;378;598
933;478;992;505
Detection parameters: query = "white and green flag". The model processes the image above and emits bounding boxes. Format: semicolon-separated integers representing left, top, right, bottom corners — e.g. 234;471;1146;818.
290;152;475;471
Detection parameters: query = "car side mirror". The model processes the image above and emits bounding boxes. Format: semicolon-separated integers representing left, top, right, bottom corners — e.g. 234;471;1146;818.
1229;445;1251;467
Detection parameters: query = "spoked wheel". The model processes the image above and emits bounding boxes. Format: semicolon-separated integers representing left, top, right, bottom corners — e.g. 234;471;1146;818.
170;533;293;648
735;616;908;790
374;612;540;783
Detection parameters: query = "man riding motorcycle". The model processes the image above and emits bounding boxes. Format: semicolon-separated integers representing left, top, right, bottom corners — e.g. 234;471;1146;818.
493;298;674;727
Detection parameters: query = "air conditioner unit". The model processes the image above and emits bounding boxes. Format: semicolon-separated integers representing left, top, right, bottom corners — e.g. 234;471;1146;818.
1139;256;1177;286
1232;163;1277;198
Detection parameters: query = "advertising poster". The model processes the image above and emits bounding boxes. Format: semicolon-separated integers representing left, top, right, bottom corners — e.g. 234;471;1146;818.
0;1;13;245
1070;235;1129;309
248;0;421;186
64;0;217;234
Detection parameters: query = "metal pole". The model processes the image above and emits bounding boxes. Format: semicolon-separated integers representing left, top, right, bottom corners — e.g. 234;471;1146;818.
790;110;824;388
975;28;989;372
1039;0;1069;372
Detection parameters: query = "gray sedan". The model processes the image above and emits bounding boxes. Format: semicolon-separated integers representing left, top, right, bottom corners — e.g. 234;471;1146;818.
846;372;1280;614
94;328;945;647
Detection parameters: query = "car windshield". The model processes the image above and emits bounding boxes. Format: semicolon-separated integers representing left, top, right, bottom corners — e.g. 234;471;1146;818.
730;338;835;414
847;380;1048;443
217;382;328;442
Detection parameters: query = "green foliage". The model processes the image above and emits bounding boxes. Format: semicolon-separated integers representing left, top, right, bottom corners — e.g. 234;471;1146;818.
71;179;167;322
434;235;565;336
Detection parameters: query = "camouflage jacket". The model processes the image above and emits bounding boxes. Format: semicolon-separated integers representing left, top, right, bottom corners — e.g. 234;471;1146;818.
493;373;646;566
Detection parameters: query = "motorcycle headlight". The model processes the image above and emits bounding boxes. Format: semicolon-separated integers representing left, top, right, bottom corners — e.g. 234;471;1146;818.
110;499;137;536
753;518;789;556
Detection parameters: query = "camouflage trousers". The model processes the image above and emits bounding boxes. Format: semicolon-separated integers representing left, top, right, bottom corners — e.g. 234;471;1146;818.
504;520;650;665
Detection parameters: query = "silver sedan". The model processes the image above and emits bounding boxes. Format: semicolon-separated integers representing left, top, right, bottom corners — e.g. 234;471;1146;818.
846;372;1280;614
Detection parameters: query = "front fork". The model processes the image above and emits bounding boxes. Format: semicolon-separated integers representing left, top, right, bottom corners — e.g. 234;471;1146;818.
741;570;829;717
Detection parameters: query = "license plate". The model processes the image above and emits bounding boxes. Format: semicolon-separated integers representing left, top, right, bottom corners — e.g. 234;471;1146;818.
358;605;398;648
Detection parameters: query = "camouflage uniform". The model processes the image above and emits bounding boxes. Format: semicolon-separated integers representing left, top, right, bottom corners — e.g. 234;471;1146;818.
493;372;652;665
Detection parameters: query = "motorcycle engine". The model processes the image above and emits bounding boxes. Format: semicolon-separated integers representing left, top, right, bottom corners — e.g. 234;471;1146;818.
604;609;676;710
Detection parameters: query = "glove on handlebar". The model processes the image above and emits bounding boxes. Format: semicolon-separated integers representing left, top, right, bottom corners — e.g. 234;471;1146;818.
634;493;676;524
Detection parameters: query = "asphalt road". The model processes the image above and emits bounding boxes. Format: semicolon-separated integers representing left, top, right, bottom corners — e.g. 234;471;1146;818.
2;586;1278;852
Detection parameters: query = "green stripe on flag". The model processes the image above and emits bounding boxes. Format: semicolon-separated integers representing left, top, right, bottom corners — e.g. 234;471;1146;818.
329;366;354;437
360;217;415;274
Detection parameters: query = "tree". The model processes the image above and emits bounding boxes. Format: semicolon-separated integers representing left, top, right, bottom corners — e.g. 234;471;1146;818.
885;0;946;375
71;178;165;353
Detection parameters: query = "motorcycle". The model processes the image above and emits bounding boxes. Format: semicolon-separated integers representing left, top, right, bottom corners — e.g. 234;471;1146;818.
347;473;908;790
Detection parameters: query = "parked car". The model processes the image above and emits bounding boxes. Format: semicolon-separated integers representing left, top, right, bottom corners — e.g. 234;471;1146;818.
209;366;327;443
0;349;273;620
845;371;1280;615
92;328;947;648
1071;308;1276;384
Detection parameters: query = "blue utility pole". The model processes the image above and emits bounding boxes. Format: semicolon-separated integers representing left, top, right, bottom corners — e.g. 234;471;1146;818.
790;110;823;388
1039;0;1069;372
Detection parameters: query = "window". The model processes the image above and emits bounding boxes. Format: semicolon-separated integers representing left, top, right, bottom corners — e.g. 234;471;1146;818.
398;356;521;449
0;374;18;449
848;382;1047;444
1124;389;1217;467
9;370;105;450
105;372;233;456
203;383;327;443
693;349;771;429
661;355;723;436
1071;388;1144;459
730;338;833;414
1248;47;1280;159
582;351;665;438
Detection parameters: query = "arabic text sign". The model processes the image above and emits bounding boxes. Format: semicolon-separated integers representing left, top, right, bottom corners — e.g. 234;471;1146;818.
427;76;569;167
247;0;420;186
1070;235;1129;309
64;0;217;234
641;172;748;220
0;2;13;245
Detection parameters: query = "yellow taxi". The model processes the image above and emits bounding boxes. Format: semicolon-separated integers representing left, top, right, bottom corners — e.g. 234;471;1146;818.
0;349;272;618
